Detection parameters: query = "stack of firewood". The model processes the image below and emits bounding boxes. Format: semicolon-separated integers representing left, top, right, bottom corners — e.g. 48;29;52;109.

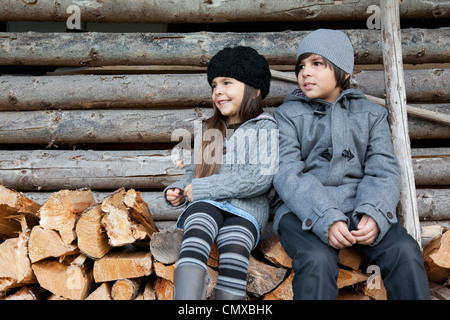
1;185;448;300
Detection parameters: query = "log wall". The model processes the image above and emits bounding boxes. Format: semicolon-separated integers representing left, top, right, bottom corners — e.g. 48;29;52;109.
0;0;449;300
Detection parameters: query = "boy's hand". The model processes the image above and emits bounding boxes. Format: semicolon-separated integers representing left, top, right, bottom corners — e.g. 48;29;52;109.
351;214;379;245
166;188;185;207
184;183;193;203
328;221;356;249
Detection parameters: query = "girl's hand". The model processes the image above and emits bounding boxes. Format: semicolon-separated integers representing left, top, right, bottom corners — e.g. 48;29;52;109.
328;220;356;249
351;214;379;245
166;188;185;207
184;183;193;203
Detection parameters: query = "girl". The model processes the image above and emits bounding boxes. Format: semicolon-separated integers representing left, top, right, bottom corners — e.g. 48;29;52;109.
164;46;278;300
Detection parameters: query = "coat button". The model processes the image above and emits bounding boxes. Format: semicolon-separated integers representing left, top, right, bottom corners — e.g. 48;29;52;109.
387;212;394;219
305;219;312;227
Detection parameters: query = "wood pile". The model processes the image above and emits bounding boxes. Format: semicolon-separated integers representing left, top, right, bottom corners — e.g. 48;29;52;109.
1;185;448;300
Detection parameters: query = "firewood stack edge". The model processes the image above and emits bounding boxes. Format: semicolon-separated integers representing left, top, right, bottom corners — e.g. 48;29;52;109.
1;185;448;300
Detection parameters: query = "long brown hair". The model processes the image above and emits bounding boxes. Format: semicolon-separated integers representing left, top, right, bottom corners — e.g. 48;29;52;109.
194;84;265;178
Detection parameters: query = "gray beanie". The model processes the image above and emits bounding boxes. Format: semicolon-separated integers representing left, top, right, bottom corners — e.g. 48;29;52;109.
296;29;354;75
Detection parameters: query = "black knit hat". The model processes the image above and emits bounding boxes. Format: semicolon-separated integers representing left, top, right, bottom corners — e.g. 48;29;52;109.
207;46;271;99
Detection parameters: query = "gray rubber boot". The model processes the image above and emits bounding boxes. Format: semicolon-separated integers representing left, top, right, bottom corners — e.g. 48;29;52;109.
172;264;209;300
212;288;246;300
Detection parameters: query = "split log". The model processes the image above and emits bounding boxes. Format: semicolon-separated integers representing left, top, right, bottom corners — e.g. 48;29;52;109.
1;28;448;68
246;255;287;298
381;0;421;244
28;226;79;263
0;0;447;24
149;229;183;265
2;285;46;300
423;231;450;282
101;188;158;247
154;261;176;282
0;218;36;292
338;248;362;271
1;70;448;112
263;271;294;300
0;186;40;239
38;189;96;244
75;203;112;259
258;234;292;268
337;269;368;289
111;278;141;300
85;282;112;300
93;251;153;282
31;254;93;300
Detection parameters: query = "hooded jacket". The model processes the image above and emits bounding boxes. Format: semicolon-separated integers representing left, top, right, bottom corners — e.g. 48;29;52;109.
272;88;401;246
164;112;278;243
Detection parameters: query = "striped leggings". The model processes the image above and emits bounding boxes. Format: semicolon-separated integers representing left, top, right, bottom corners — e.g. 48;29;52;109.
177;202;257;296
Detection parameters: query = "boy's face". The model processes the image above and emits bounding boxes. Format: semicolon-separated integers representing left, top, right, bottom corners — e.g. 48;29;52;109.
297;54;343;103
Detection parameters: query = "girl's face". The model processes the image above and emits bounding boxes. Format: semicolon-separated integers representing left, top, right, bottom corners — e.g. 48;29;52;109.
211;77;245;124
297;54;343;103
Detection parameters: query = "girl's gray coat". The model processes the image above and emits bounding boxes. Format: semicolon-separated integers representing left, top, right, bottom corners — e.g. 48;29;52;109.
164;113;278;239
272;88;401;246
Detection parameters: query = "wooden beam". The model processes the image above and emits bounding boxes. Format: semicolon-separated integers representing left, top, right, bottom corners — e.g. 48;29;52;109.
1;28;448;67
381;0;421;245
1;69;448;111
0;149;447;191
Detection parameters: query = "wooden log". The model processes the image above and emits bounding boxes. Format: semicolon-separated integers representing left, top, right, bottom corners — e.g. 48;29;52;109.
2;285;46;300
263;271;294;300
0;0;447;23
149;229;183;265
0;217;37;292
111;278;141;300
0;185;40;239
417;188;450;221
338;248;362;271
413;157;450;186
85;282;112;300
423;231;450;282
258;234;292;268
93;251;153;282
246;255;287;298
381;0;421;245
154;277;173;300
337;269;368;289
75;203;112;259
32;254;93;300
28;226;79;263
0;74;292;111
1;28;448;68
1;70;448;112
38;189;96;244
0;149;184;191
101;188;158;247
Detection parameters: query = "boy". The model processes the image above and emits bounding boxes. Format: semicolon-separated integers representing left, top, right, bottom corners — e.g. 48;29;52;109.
272;29;430;299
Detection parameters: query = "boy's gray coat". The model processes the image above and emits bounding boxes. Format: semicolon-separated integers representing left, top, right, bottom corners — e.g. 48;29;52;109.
272;88;401;246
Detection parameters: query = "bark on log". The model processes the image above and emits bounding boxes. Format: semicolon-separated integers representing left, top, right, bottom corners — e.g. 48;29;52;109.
1;70;448;112
0;107;447;148
1;149;448;192
381;0;421;244
0;149;184;191
423;231;450;282
0;74;293;111
0;0;447;23
1;28;448;67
